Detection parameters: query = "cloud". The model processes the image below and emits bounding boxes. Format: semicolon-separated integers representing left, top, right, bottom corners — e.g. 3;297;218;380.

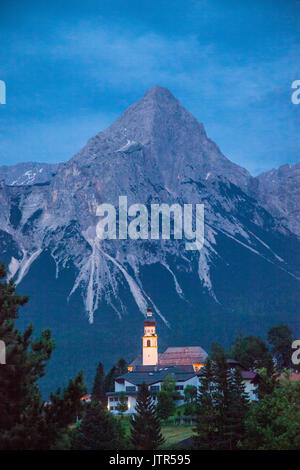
38;21;298;103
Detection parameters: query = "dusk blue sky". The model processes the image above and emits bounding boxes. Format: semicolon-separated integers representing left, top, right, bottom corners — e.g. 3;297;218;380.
0;0;299;174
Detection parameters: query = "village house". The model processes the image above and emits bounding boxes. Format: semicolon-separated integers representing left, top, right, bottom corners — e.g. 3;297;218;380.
107;305;258;414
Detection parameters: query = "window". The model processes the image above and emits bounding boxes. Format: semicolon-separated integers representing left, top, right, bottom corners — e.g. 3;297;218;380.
176;385;184;391
150;385;160;391
147;339;151;347
126;386;136;392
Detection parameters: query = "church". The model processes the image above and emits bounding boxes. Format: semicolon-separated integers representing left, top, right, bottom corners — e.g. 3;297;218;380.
107;305;258;414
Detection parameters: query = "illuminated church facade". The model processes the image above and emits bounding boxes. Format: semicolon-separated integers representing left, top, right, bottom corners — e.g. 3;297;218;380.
107;305;257;414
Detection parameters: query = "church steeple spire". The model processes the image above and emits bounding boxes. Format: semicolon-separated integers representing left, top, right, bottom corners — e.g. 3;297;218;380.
146;303;152;318
142;302;158;366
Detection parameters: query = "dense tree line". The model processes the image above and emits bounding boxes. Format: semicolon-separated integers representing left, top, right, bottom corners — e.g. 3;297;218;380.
228;324;296;372
193;352;250;450
0;258;299;450
193;341;300;450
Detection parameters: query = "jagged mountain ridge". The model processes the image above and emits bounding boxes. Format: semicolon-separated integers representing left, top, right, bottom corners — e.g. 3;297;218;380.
254;163;300;236
0;86;299;394
1;86;296;319
0;161;58;186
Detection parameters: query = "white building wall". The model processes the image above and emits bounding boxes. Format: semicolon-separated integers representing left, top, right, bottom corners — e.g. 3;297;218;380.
243;380;257;401
115;379;136;392
108;376;199;415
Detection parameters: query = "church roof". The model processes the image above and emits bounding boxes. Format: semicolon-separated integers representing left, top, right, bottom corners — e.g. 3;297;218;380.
129;346;208;368
116;365;197;386
159;346;208;366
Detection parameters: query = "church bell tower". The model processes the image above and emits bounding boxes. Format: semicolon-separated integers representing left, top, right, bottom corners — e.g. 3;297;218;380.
142;305;158;366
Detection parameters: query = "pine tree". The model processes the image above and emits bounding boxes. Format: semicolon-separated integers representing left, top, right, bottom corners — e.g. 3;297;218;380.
268;324;293;370
45;371;86;446
71;402;127;450
130;383;165;450
225;368;249;449
91;361;106;403
0;263;86;449
194;352;250;450
104;365;117;393
104;358;128;394
116;358;128;375
212;349;232;449
193;358;217;449
0;263;54;449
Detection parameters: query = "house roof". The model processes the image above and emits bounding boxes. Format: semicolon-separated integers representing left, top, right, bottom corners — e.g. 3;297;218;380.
117;365;197;386
290;373;300;382
196;360;259;383
278;372;300;383
241;370;257;380
159;347;208;366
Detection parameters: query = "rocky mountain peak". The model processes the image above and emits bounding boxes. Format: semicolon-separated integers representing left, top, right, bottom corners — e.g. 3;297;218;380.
255;162;300;236
69;87;250;191
0;88;299;394
143;85;179;102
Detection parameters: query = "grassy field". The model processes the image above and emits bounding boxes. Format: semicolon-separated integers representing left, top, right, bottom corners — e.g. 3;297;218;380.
161;426;194;448
118;416;194;448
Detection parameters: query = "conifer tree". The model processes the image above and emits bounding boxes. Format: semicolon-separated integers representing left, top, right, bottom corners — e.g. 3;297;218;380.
130;383;165;450
104;365;117;393
212;350;232;449
214;355;250;450
104;358;128;393
116;358;128;375
71;402;127;450
268;324;293;370
225;368;249;449
45;371;86;445
91;361;106;403
194;351;250;450
0;263;86;449
193;358;217;449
